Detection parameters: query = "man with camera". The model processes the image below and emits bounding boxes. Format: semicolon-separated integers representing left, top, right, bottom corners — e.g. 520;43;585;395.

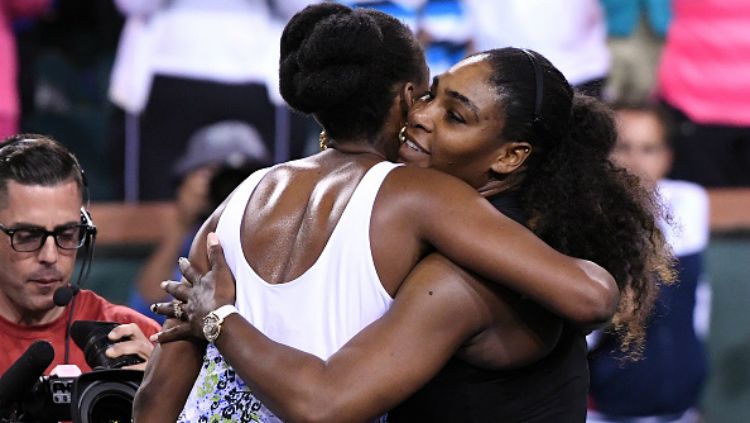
0;134;160;377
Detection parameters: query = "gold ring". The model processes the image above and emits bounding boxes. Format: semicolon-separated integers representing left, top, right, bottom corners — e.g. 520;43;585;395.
174;302;184;320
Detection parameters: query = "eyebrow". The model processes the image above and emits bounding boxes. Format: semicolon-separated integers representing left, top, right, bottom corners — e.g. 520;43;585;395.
434;76;480;121
7;221;80;230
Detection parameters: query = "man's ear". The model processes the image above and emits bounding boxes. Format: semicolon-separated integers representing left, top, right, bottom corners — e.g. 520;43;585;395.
490;141;533;175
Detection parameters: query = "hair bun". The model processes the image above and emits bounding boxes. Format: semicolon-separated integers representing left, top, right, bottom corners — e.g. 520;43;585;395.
280;5;384;114
568;94;617;157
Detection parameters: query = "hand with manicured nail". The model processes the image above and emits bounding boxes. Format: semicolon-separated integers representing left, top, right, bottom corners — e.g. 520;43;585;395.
150;232;236;343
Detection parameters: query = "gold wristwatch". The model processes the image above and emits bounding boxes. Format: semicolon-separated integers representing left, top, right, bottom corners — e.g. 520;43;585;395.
202;305;239;343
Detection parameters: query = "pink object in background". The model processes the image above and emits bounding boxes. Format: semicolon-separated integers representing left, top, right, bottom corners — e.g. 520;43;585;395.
658;0;750;126
0;0;51;139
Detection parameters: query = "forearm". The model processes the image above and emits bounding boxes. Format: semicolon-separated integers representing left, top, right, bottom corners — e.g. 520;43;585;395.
134;340;204;422
426;199;619;325
210;268;480;423
214;316;351;423
398;175;619;326
482;253;617;327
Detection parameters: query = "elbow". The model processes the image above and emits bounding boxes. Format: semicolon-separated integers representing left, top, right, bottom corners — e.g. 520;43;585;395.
283;393;354;423
574;261;619;328
285;402;340;423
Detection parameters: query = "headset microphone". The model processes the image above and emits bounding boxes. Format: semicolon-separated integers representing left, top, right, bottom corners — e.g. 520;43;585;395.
52;285;80;307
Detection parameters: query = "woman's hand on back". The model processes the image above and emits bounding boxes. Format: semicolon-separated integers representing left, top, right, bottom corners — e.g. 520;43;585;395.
151;232;236;343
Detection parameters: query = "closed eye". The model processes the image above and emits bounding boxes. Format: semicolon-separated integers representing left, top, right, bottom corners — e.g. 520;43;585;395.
448;111;465;124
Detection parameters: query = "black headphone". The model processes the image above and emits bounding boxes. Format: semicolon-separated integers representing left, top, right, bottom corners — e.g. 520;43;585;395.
1;136;98;363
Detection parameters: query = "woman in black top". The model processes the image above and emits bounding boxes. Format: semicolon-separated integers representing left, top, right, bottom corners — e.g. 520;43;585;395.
390;48;673;422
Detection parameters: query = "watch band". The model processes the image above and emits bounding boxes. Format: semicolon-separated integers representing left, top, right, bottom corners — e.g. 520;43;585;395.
212;304;239;321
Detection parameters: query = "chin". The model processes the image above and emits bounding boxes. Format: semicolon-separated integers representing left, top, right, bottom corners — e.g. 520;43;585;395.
398;149;429;168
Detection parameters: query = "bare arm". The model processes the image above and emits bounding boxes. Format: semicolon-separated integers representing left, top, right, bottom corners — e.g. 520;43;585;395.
156;247;561;423
133;216;216;422
380;167;619;328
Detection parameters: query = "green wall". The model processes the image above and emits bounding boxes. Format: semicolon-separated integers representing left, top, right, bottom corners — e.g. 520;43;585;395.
703;234;750;422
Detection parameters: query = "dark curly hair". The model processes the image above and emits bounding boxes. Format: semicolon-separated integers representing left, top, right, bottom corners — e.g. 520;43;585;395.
279;3;427;141
484;48;675;357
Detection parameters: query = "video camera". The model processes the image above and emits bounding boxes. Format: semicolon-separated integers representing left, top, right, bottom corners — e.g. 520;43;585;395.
0;321;145;423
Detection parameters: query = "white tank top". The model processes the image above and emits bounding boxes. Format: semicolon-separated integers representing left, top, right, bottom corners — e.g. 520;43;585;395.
179;161;399;422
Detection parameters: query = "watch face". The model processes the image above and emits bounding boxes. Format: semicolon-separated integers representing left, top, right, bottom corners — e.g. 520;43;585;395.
203;314;221;342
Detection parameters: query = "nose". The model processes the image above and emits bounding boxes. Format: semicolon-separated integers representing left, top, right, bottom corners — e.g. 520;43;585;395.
409;99;434;133
37;234;59;264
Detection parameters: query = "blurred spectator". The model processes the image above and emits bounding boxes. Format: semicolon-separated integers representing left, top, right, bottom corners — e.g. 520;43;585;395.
109;0;315;201
339;0;471;78
0;0;51;139
416;0;472;77
16;0;125;201
657;1;750;187
128;120;270;321
587;103;710;423
600;0;670;104
463;0;610;98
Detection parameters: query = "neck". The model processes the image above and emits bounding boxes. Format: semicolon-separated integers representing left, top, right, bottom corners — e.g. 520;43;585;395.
2;305;64;326
477;174;524;198
0;293;66;326
328;139;389;162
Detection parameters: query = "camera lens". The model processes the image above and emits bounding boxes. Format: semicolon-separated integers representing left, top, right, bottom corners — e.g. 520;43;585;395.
71;321;144;369
76;380;138;423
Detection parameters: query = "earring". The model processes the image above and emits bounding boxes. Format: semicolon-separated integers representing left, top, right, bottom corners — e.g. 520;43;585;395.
319;130;329;151
522;147;530;153
398;125;407;144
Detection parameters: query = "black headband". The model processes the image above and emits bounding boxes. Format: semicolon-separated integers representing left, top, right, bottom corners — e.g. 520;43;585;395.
520;49;544;125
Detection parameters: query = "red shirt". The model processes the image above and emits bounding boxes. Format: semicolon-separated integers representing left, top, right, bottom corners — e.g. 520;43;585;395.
0;290;161;374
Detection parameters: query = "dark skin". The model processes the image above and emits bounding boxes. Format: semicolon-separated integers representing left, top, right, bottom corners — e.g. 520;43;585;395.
135;72;618;422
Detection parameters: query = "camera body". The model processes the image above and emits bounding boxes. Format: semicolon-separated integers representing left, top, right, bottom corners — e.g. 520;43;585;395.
15;321;145;423
23;370;143;423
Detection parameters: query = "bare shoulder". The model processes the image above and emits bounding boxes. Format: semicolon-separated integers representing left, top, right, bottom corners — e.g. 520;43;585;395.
384;165;477;196
377;166;489;217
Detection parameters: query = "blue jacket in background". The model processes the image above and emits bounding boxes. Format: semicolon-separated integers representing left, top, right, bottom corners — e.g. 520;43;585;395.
601;0;671;37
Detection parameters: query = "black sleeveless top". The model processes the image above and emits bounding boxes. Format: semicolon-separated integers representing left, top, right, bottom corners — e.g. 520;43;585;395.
388;193;589;423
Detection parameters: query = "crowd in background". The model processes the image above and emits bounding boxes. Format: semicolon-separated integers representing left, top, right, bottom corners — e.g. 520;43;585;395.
3;0;748;199
1;0;749;422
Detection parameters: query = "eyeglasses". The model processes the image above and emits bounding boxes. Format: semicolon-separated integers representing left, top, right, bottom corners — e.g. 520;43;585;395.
0;223;87;252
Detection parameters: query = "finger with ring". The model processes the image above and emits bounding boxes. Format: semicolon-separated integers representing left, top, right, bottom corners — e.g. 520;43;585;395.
150;301;187;320
173;302;185;320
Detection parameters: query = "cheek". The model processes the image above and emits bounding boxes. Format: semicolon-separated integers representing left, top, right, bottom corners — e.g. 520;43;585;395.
644;155;670;181
0;256;28;293
57;251;78;272
430;143;494;184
